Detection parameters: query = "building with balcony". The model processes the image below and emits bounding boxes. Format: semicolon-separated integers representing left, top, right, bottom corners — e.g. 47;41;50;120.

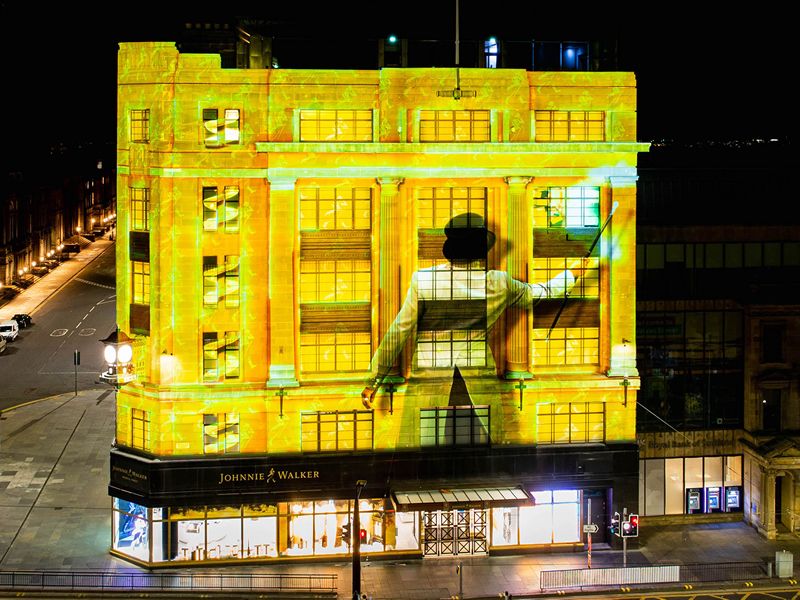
110;40;647;566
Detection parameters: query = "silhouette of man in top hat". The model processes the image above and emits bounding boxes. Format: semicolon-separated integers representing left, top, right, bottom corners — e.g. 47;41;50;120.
361;212;587;408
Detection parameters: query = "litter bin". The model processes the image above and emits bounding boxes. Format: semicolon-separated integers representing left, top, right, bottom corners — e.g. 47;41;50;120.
775;550;793;578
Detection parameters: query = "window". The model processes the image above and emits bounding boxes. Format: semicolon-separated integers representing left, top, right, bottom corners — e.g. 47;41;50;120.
223;331;240;378
300;332;371;374
301;410;373;452
130;109;150;143
532;327;599;366
130;187;150;231
131;408;150;451
223;255;240;308
537;402;604;444
532;187;600;228
131;260;150;305
532;257;599;298
761;388;782;432
203;108;240;147
419;110;490;142
299;110;373;142
761;323;784;363
484;37;498;68
203;256;218;306
418;187;487;229
420;406;490;447
416;330;487;369
202;186;240;232
202;332;218;381
535;110;605;142
300;260;371;303
203;413;239;454
299;187;371;230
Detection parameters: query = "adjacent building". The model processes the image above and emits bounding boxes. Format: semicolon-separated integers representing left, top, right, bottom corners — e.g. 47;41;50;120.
635;144;800;539
110;40;646;566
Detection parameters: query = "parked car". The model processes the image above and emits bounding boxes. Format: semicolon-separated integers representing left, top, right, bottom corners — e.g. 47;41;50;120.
0;336;6;354
12;313;32;328
0;319;19;341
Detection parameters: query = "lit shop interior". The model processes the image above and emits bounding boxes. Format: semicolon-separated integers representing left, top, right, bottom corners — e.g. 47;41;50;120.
638;454;743;516
112;488;585;564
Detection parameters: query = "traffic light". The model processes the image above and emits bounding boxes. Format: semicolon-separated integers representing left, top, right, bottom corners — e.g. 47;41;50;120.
610;511;621;537
626;514;639;537
341;522;351;544
360;528;367;543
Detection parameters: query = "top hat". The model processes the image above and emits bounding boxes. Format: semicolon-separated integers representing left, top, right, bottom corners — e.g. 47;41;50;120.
442;212;496;261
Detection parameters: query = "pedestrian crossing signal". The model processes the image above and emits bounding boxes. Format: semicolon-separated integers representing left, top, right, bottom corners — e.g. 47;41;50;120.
610;511;621;537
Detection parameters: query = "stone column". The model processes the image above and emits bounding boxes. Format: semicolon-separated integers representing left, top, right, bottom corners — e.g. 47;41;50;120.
504;176;532;378
376;177;405;380
764;469;777;539
606;176;639;378
267;177;299;388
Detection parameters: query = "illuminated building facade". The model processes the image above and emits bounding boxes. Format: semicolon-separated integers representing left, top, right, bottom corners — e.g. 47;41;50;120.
110;40;647;565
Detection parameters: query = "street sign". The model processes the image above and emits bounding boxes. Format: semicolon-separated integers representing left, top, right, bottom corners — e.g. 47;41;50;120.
583;523;599;534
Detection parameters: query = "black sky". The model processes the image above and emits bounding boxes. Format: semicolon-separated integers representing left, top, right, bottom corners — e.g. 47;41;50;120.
2;1;795;164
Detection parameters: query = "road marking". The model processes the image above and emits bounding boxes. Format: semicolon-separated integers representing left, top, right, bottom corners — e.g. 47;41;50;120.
50;329;68;337
79;328;96;336
75;277;115;291
89;306;95;312
83;313;89;320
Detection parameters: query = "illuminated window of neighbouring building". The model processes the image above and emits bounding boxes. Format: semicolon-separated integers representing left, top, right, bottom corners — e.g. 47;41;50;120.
761;323;784;363
534;111;605;142
420;406;490;447
202;186;239;232
131;408;150;452
203;413;240;454
484;37;498;68
130;187;150;231
532;257;599;298
130;109;150;143
299;332;371;374
299;110;373;142
202;256;218;306
299;187;371;230
419;110;490;142
537;402;604;444
532;187;600;228
300;260;371;303
203;108;240;147
131;260;150;305
418;187;487;229
301;410;374;452
532;327;599;366
223;256;240;308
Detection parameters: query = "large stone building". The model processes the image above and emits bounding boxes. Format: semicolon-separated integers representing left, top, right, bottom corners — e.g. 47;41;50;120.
109;40;647;566
635;145;800;539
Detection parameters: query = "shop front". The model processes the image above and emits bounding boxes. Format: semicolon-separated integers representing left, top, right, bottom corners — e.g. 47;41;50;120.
109;444;637;566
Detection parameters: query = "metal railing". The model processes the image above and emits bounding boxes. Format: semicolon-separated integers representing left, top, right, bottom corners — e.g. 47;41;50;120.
0;570;337;594
541;561;770;591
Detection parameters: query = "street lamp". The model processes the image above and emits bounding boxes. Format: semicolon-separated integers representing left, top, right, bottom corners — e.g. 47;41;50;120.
99;327;136;385
352;479;367;600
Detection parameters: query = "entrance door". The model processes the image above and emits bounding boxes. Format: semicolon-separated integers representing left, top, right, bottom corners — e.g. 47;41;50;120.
422;509;488;556
584;490;607;544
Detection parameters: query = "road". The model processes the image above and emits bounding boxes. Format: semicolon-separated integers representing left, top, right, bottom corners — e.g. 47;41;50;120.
0;245;116;410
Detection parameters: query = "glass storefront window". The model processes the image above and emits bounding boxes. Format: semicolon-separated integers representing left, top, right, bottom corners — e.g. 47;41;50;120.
519;489;580;545
725;456;742;486
491;507;519;546
704;457;723;488
665;458;684;515
207;518;242;559
244;517;277;557
176;519;206;560
645;459;665;516
393;511;419;550
112;500;149;561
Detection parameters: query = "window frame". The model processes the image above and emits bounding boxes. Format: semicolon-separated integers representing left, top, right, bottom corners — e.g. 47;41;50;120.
131;260;150;305
130;109;150;143
300;410;374;452
203;412;240;454
537;402;605;444
420;405;490;447
131;408;150;452
419;110;491;142
203;108;240;147
130;187;150;231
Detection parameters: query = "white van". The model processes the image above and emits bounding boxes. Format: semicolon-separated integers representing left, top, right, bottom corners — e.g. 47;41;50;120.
0;319;19;341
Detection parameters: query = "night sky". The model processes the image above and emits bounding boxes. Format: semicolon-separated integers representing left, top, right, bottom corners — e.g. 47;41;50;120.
2;1;793;165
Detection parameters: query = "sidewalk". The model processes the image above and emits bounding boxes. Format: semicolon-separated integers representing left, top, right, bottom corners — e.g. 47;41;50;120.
1;390;799;599
0;237;114;322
